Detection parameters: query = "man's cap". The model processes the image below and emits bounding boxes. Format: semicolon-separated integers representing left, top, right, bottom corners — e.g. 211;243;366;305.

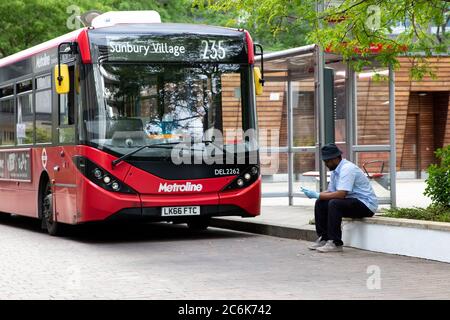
321;143;342;160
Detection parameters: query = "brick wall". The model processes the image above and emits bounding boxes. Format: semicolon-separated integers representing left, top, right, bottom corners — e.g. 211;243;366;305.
394;57;450;170
355;57;450;171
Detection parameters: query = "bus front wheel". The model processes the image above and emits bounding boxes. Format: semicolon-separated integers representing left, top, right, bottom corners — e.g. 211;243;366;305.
41;181;59;236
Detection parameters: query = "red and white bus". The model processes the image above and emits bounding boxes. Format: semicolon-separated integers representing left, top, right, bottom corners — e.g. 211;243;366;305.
0;11;263;235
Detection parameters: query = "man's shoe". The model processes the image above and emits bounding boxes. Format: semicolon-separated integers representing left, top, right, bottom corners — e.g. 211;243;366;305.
308;237;327;250
316;240;343;253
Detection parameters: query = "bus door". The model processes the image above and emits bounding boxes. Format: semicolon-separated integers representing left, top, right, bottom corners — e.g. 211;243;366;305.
53;64;78;224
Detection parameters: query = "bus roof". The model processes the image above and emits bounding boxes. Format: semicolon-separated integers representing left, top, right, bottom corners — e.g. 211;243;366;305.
89;23;244;37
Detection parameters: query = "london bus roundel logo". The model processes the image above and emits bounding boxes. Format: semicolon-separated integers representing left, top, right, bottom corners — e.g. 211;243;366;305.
41;148;48;169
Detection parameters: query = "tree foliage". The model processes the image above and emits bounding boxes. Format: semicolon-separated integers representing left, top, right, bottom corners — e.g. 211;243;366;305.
0;0;309;58
0;0;208;57
424;145;450;208
0;0;67;57
1;0;448;78
192;0;311;50
195;0;449;77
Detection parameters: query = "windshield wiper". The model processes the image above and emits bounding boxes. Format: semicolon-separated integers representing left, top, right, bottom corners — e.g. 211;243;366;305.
201;139;233;155
111;142;179;167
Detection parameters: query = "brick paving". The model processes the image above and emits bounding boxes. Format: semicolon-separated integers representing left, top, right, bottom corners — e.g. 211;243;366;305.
0;215;449;299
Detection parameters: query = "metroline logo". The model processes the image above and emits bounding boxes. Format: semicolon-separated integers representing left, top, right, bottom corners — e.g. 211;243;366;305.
158;182;203;192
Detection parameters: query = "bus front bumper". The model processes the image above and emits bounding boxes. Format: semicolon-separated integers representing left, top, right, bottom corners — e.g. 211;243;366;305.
80;177;261;223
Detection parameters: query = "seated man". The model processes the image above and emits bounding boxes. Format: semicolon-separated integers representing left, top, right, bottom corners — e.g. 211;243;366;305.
301;143;378;253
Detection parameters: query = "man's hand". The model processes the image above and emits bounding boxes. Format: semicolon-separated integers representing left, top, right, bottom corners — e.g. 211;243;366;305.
300;187;319;199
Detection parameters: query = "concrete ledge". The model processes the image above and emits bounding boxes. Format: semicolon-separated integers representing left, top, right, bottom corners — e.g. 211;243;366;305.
210;217;317;242
211;215;450;263
342;218;450;263
344;216;450;232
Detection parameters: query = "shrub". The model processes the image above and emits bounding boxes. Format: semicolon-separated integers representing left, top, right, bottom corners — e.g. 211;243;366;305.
382;205;450;223
424;145;450;208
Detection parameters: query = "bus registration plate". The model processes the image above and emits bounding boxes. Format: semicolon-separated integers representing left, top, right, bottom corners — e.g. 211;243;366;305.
161;206;200;216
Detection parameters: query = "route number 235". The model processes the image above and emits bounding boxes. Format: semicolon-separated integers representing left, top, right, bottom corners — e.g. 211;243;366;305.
202;40;226;60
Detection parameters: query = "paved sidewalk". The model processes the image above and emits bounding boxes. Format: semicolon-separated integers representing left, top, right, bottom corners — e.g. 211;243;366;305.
211;179;443;258
212;205;317;241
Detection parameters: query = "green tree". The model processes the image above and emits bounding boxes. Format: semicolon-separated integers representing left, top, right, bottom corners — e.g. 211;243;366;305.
424;145;450;208
191;1;311;50
195;0;449;77
2;0;447;78
0;0;307;57
0;0;197;57
0;0;66;57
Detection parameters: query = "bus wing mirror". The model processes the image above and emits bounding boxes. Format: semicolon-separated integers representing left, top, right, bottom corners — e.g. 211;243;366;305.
54;41;77;95
254;67;264;96
54;64;70;95
253;43;265;96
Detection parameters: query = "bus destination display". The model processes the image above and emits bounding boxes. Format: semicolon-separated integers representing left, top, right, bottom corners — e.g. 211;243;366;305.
103;36;247;63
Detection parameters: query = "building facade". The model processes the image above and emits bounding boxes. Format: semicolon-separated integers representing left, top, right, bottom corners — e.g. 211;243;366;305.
253;54;449;180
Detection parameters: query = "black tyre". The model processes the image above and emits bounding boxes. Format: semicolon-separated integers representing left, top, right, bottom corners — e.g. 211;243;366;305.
187;218;210;231
0;212;11;220
41;181;60;236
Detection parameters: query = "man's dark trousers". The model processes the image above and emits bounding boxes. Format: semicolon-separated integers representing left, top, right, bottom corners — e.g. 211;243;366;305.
314;198;374;246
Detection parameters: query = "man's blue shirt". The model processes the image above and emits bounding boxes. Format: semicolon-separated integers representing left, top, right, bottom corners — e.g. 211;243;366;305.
327;159;378;213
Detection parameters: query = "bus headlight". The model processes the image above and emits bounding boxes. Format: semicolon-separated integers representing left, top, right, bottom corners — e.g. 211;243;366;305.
94;168;102;179
223;165;260;191
73;156;136;194
111;181;121;191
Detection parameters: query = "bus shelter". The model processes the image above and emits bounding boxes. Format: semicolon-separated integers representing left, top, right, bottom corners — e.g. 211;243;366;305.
256;45;397;207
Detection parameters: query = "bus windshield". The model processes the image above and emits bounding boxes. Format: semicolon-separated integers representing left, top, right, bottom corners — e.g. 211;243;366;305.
85;63;256;159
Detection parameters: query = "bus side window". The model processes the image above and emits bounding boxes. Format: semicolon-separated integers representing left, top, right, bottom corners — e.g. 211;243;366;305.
58;65;75;143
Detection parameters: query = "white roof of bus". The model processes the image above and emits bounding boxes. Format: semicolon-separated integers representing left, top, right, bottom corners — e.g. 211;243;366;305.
91;11;161;28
